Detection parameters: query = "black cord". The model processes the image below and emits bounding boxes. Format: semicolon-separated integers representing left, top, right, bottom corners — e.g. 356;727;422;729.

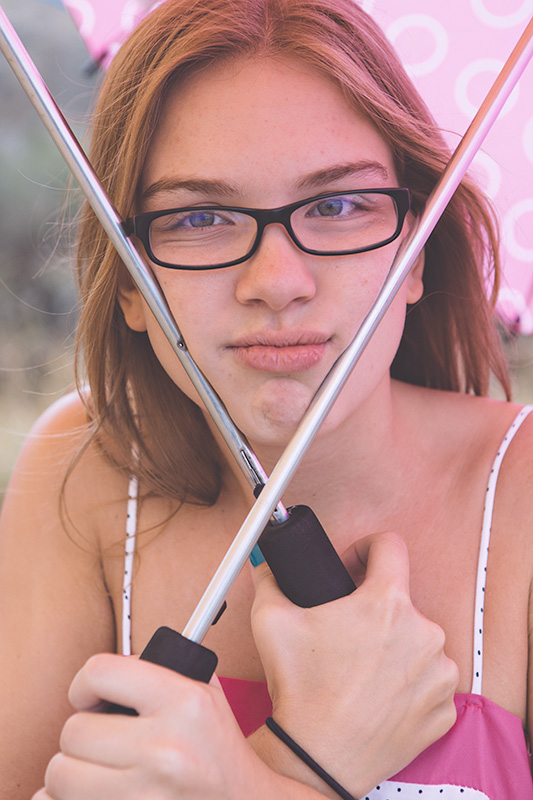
265;717;357;800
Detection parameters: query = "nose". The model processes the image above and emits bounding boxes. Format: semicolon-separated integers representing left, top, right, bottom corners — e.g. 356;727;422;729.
234;224;317;311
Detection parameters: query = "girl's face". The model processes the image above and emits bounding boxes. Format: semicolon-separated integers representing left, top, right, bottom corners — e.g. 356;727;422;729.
120;57;423;447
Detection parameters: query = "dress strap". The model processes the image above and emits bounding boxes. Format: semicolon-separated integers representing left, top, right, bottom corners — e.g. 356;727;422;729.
122;473;139;656
471;405;533;694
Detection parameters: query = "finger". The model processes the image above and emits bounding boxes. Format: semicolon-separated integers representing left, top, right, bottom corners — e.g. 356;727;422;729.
45;752;135;800
31;790;52;800
351;531;411;593
69;652;194;716
59;711;142;767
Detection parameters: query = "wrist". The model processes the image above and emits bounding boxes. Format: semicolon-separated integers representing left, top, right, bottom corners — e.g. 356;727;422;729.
266;717;357;800
249;723;365;800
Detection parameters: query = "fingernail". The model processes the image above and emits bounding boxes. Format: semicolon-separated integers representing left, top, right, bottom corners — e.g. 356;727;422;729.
249;544;265;567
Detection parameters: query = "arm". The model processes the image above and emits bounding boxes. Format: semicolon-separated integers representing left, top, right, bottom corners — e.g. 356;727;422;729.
0;393;117;798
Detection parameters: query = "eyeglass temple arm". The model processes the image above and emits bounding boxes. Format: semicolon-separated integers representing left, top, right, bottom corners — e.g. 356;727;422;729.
0;5;288;525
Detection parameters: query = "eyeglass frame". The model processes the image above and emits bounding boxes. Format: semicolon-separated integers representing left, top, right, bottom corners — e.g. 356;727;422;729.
123;187;411;271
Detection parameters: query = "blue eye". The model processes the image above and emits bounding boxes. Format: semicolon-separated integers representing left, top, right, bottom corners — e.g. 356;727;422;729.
186;211;217;228
315;198;345;217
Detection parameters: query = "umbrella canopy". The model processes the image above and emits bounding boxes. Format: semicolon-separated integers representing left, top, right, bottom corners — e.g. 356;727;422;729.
63;0;533;333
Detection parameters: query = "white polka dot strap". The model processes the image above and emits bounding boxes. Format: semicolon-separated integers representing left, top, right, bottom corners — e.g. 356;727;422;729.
471;404;533;695
122;473;139;656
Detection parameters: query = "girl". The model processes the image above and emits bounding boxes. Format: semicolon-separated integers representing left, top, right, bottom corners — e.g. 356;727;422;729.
1;1;531;797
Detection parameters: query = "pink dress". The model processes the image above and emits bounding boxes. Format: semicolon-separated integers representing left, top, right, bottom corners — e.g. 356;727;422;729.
124;406;533;799
218;682;531;798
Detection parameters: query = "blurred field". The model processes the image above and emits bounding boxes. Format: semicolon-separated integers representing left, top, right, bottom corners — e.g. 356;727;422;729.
1;0;532;499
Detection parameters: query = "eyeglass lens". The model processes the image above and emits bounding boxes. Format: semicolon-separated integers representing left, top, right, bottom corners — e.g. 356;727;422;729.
148;191;400;268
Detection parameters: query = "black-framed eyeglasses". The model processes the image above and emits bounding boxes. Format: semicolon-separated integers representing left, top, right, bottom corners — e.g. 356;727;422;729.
124;188;411;271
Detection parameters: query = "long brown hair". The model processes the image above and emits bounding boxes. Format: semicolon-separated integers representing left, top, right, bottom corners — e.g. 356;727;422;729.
74;0;511;504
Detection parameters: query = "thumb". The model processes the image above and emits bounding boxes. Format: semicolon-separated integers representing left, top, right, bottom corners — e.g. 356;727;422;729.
343;532;410;593
248;552;290;610
249;558;278;595
339;538;369;586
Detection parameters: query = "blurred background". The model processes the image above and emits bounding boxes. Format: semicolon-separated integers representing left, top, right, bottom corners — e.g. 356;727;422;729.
0;0;98;493
1;0;532;497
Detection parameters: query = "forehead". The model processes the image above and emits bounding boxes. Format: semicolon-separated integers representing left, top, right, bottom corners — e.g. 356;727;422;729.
140;57;396;205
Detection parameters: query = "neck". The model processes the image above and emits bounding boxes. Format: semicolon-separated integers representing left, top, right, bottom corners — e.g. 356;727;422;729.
212;378;423;552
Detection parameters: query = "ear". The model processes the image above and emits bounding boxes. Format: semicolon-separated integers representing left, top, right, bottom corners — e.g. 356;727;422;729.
406;248;425;305
117;275;148;332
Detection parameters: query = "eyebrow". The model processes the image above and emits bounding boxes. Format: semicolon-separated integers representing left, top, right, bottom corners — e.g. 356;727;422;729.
141;177;241;201
294;161;391;191
141;160;391;202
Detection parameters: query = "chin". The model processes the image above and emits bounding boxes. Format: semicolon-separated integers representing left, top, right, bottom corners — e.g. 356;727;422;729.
214;377;311;450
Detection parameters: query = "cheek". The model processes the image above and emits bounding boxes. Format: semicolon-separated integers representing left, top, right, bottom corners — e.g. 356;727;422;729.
141;274;232;406
333;245;401;326
340;253;410;380
156;271;228;336
144;317;203;403
324;288;407;426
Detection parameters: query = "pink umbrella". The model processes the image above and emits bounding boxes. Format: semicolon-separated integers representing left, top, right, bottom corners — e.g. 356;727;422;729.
63;0;533;333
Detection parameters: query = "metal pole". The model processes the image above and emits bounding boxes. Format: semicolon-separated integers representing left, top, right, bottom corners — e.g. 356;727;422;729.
0;5;288;523
183;16;533;642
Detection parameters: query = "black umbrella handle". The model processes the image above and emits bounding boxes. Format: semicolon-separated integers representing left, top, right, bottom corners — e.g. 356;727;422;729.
107;627;218;716
258;505;356;607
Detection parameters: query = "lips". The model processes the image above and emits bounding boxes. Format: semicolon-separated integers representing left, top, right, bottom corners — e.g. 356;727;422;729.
228;332;331;372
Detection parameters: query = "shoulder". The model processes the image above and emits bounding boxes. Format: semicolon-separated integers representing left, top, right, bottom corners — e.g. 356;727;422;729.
3;389;131;549
444;394;533;496
465;398;533;585
6;389;90;498
402;384;533;506
488;400;533;521
12;388;92;468
398;381;530;458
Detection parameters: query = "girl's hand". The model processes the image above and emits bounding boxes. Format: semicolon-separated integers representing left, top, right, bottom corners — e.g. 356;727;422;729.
31;655;275;800
250;532;459;798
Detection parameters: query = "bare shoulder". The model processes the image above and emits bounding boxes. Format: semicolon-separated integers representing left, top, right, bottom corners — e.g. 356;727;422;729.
7;388;95;486
447;393;533;503
461;395;533;492
0;387;125;610
398;381;529;456
4;389;131;546
487;398;533;527
400;383;533;521
448;394;533;572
